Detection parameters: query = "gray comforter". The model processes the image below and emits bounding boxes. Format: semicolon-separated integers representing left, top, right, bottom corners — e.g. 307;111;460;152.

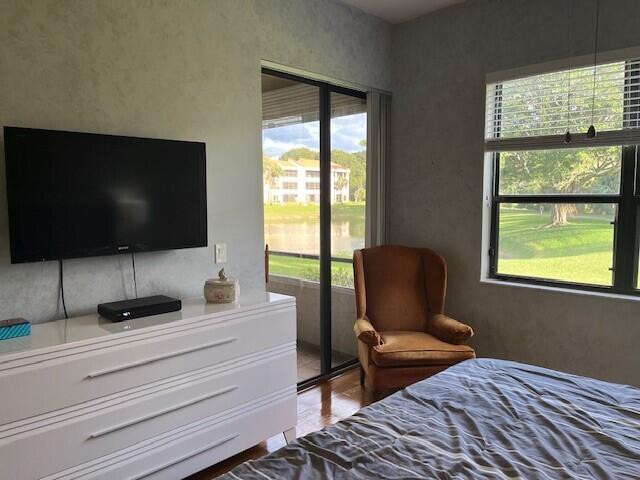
220;359;640;479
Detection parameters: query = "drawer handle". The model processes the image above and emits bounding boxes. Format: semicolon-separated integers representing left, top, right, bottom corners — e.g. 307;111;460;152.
128;433;239;480
89;385;238;439
85;337;238;379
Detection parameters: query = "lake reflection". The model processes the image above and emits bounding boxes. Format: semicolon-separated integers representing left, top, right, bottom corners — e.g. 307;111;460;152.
265;219;365;257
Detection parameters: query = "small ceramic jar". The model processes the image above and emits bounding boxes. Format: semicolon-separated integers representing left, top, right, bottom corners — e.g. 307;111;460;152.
204;269;239;303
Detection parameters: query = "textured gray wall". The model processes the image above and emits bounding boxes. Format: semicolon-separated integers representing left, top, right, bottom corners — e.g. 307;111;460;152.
0;0;391;323
391;0;640;385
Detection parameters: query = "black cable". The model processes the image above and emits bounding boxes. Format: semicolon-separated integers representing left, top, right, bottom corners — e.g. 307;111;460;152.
131;252;138;299
590;0;601;125
59;259;68;319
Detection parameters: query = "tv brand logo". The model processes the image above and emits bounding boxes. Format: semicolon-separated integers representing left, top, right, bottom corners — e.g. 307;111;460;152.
117;245;130;252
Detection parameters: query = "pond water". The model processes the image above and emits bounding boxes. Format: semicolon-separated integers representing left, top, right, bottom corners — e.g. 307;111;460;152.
265;218;365;257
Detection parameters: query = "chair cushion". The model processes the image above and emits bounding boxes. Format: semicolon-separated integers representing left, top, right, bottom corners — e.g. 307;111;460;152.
371;331;475;367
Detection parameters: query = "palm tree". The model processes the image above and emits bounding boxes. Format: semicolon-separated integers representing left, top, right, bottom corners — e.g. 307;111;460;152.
334;175;348;202
263;155;283;204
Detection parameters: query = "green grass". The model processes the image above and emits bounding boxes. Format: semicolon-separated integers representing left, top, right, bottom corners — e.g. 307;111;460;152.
267;205;619;288
498;208;614;286
268;254;354;287
264;202;365;222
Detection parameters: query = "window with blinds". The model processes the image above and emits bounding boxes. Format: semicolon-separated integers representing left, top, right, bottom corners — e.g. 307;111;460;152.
484;57;640;294
485;59;640;151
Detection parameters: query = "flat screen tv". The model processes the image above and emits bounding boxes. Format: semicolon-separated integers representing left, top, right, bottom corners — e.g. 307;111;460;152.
4;126;207;264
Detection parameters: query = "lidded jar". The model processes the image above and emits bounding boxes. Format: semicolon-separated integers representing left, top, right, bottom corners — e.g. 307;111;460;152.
204;269;239;303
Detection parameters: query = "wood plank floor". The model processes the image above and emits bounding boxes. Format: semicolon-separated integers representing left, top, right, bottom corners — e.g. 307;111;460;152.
187;367;390;479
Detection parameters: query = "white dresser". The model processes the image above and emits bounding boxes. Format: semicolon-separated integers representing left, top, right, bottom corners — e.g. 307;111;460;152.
0;292;297;480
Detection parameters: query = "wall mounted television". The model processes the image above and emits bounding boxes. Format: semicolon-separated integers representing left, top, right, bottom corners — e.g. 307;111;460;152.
4;126;207;264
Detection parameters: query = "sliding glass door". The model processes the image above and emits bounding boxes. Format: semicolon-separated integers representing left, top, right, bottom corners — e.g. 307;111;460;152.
261;69;367;386
330;92;367;369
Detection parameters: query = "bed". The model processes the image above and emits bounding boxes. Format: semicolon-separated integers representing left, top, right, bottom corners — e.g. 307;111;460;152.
219;358;640;479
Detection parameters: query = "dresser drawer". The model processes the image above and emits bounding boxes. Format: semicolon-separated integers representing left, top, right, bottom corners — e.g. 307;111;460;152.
0;348;296;480
0;305;295;425
41;387;297;480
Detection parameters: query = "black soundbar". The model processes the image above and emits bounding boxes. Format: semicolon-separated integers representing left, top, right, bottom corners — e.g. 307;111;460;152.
98;295;181;322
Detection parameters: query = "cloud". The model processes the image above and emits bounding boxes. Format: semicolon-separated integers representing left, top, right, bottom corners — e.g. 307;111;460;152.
262;121;320;157
262;113;366;157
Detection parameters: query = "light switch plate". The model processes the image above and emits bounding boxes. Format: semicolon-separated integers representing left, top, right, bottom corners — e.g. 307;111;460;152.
214;243;227;264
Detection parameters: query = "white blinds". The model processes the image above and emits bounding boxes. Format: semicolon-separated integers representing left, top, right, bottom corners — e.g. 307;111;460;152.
485;58;640;151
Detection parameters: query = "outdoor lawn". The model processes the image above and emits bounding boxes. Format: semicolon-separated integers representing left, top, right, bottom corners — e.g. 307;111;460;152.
497;207;614;286
264;202;365;225
267;205;617;288
268;253;354;287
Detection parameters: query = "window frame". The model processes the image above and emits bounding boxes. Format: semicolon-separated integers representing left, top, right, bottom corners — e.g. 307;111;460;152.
486;57;640;295
488;146;640;295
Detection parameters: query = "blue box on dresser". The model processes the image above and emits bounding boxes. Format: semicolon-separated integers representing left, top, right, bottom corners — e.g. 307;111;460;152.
0;318;30;340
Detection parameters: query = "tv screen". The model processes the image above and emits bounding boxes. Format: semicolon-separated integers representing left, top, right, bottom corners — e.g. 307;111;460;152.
4;126;207;264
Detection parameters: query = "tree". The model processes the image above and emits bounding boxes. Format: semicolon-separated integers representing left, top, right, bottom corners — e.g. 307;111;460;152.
263;155;283;204
280;147;319;161
331;149;365;201
497;62;624;226
354;187;366;202
334;175;348;201
501;147;620;225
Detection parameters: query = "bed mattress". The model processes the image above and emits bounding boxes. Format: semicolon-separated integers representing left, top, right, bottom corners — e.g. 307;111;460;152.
220;358;640;479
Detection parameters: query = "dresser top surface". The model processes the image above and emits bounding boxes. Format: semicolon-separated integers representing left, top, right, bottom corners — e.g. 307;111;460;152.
0;291;294;359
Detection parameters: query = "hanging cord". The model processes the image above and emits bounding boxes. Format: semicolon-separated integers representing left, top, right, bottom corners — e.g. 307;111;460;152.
131;252;139;299
588;0;600;137
59;259;69;319
565;0;573;143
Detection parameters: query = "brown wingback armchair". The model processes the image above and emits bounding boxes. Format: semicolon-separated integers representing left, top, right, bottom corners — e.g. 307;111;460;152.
353;245;475;391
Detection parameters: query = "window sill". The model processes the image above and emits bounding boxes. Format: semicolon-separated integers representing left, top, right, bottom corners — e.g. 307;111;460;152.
480;278;640;303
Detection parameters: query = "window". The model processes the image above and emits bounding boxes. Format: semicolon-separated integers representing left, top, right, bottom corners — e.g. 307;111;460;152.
306;170;320;178
485;58;640;294
306;181;320;190
282;182;297;190
283;169;297;177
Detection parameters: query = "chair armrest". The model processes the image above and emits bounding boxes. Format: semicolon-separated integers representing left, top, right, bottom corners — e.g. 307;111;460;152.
429;314;474;345
354;317;381;346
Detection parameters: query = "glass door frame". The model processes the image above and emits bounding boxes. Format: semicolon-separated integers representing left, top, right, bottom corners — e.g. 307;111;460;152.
262;67;367;389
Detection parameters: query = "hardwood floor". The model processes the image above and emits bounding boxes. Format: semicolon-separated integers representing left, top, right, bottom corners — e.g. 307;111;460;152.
187;367;390;479
296;341;354;383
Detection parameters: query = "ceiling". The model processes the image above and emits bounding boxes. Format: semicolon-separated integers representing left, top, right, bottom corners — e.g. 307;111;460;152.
338;0;464;24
